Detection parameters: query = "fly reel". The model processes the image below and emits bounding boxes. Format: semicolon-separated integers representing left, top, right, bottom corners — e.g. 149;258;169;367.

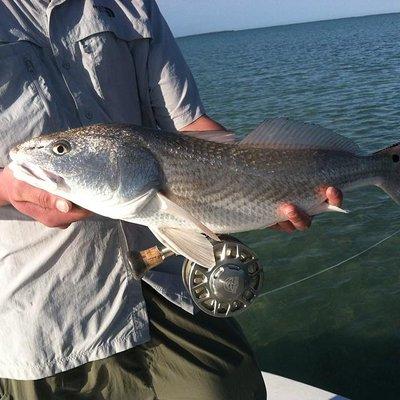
128;235;263;318
182;236;263;317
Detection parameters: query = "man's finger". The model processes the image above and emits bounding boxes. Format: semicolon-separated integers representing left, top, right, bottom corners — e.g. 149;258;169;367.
64;206;93;220
280;204;311;231
13;201;91;227
270;221;296;233
13;201;71;227
57;224;72;230
55;199;71;213
14;183;72;213
326;187;343;207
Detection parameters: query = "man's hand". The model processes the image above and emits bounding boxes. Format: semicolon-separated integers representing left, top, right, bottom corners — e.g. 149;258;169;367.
0;167;91;228
271;187;343;233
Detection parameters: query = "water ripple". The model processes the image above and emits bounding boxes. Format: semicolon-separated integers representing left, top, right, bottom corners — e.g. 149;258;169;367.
178;14;400;400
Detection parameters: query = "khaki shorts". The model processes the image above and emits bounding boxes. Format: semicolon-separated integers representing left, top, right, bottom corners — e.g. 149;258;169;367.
0;283;266;400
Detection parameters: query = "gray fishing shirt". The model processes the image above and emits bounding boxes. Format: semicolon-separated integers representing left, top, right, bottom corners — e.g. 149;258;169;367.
0;0;205;379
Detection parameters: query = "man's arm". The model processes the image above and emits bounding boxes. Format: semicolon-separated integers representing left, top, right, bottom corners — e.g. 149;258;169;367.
180;115;343;233
0;167;91;228
180;115;226;132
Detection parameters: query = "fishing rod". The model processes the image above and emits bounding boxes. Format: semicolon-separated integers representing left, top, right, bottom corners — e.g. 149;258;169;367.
128;228;400;318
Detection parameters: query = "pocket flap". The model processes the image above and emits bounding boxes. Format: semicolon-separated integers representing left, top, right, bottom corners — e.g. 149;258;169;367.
72;3;152;42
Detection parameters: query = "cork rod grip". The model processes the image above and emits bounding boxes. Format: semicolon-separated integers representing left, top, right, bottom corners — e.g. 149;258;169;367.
139;246;164;269
128;246;175;280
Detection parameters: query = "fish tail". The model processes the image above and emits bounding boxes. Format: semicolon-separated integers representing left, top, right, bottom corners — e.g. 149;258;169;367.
374;143;400;204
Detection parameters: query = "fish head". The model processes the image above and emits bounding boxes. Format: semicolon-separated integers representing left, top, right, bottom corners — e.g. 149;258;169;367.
9;127;164;211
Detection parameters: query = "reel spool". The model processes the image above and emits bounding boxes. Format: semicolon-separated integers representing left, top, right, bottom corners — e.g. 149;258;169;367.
182;236;263;318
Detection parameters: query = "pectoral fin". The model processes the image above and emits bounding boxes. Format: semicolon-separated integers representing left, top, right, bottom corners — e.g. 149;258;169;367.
156;193;220;241
150;226;216;268
142;192;219;268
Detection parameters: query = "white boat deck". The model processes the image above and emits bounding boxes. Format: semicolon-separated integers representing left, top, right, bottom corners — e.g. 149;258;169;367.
262;372;349;400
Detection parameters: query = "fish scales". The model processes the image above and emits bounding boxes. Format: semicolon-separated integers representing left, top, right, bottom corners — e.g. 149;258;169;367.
118;126;387;232
8;119;400;268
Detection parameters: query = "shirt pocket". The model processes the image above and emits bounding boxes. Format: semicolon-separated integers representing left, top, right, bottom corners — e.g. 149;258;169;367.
0;42;54;167
71;16;151;122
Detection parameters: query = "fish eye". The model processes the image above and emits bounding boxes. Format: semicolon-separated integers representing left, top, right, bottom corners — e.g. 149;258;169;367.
52;140;71;156
392;154;400;163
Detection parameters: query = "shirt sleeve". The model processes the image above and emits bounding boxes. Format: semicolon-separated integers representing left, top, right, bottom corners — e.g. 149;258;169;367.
146;0;206;131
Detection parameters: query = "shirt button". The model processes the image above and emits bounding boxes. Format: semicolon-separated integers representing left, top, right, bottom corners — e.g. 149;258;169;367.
62;61;71;70
85;111;93;120
24;59;35;73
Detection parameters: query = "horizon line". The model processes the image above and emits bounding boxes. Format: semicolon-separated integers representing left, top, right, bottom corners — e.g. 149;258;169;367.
176;11;399;39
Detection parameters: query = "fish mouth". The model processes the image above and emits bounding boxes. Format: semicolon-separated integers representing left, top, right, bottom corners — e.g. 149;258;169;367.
8;160;69;193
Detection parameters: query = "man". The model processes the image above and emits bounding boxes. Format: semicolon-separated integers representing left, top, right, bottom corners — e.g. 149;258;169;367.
0;1;342;399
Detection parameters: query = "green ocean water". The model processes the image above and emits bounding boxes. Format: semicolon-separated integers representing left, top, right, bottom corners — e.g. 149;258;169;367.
178;13;400;400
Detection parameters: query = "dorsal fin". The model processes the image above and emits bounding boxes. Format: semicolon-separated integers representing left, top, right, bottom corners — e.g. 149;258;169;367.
240;117;360;154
